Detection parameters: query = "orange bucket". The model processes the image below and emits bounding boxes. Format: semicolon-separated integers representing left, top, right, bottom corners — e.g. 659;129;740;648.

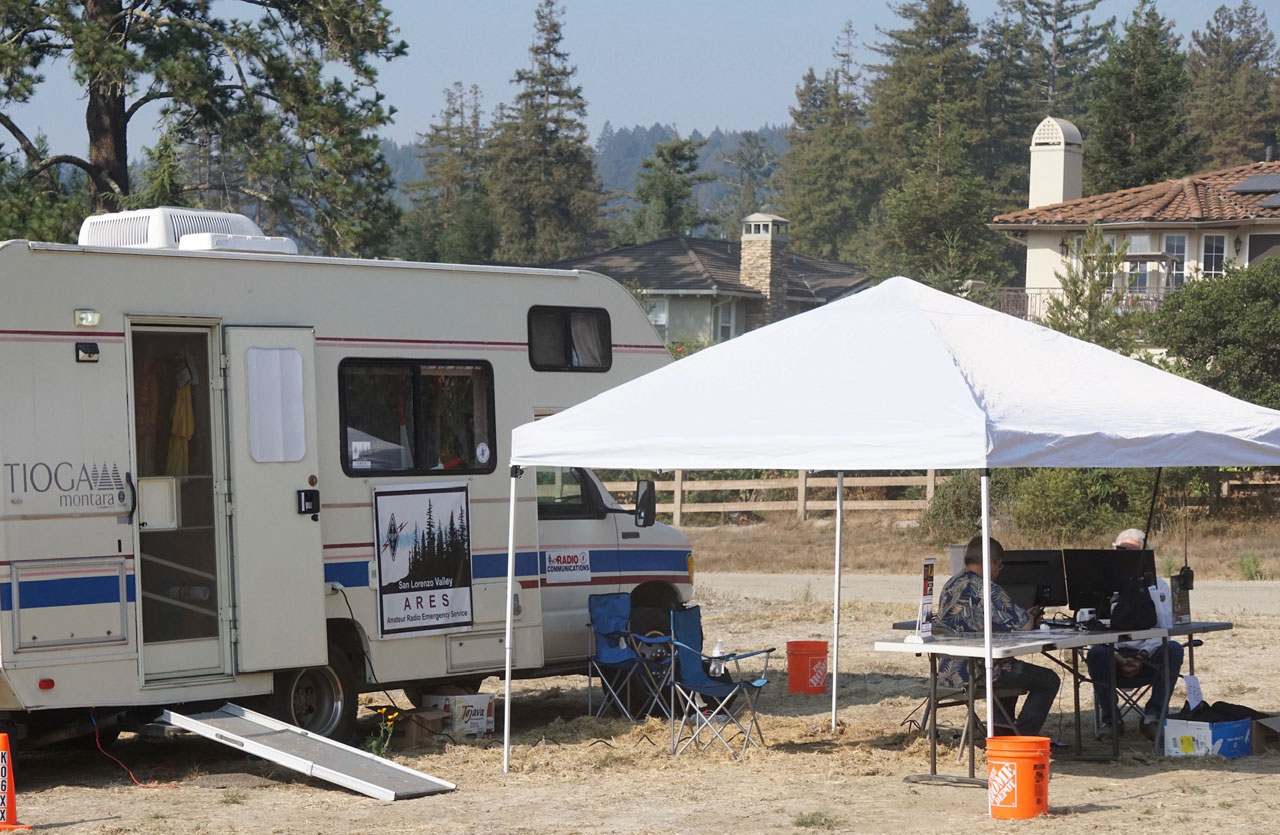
785;640;828;694
986;735;1050;819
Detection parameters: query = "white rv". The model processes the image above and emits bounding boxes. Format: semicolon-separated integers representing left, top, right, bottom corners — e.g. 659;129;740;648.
0;208;692;744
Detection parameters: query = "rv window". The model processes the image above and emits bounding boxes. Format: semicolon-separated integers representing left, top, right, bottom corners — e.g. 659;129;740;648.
535;467;592;519
338;360;496;477
528;306;612;372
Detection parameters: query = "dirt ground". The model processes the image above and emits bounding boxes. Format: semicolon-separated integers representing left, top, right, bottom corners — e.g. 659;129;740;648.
15;573;1280;834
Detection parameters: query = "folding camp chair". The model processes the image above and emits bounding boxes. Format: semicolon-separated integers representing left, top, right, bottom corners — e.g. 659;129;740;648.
668;606;774;758
586;593;671;721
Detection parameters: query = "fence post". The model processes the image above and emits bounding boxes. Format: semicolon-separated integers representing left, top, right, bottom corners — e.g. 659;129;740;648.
926;469;937;502
797;470;808;521
673;469;684;527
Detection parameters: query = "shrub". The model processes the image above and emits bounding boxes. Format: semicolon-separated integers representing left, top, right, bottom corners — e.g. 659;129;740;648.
1007;468;1156;540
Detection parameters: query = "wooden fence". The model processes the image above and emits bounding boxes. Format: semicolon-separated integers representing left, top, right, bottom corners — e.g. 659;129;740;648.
602;470;944;526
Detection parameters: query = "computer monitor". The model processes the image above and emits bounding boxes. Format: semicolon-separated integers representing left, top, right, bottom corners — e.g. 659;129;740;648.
1062;548;1156;614
995;549;1068;610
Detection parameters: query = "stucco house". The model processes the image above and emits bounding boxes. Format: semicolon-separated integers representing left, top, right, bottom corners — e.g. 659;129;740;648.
990;116;1280;319
545;213;870;343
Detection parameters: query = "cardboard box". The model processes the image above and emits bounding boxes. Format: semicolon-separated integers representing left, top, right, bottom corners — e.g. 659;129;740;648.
1163;717;1253;759
1251;716;1280;754
388;708;449;751
421;694;495;736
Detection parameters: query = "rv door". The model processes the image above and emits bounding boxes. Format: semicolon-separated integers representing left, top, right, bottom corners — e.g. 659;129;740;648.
223;327;327;672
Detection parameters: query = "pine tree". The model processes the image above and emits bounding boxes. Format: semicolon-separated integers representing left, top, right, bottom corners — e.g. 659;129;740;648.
1042;220;1141;351
872;106;1013;292
1011;0;1112;123
1187;0;1280;169
714;131;779;237
1086;0;1202;194
866;1;985;190
976;2;1043;204
0;136;89;242
620;136;711;243
400;82;496;263
777;24;874;260
485;0;599;264
0;1;406;255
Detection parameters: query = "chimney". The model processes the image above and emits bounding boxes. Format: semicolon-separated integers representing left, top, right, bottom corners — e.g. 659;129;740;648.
739;212;789;328
1028;117;1082;209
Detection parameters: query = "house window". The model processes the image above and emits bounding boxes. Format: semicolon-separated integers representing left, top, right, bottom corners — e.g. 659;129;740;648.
528;306;612;372
713;300;734;342
1164;234;1186;287
1126;234;1150;291
1202;234;1226;277
645;298;669;340
339;360;496;476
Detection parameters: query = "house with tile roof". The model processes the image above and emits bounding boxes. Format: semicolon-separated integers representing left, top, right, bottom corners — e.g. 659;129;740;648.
990;116;1280;319
544;213;871;343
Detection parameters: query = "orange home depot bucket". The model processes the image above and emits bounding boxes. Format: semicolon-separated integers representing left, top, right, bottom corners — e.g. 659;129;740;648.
785;640;828;694
986;736;1050;819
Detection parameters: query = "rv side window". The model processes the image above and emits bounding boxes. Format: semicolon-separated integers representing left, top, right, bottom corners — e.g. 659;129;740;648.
536;467;594;519
528;306;612;372
339;359;496;477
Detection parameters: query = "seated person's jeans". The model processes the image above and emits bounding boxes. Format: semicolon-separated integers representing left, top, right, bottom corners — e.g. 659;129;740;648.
991;659;1061;737
1086;641;1185;722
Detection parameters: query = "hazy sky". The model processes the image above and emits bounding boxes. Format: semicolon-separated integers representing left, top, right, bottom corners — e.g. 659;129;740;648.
3;0;1230;157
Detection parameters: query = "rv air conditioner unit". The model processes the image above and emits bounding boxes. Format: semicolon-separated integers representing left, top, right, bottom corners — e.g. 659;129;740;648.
77;207;298;255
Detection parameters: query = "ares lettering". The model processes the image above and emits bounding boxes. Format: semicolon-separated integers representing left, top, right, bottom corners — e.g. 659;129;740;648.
4;461;126;508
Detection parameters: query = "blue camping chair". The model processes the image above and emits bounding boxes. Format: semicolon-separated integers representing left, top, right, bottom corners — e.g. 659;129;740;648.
669;605;774;758
587;593;671;721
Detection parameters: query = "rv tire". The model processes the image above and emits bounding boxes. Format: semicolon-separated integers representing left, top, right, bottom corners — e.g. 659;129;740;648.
272;642;358;742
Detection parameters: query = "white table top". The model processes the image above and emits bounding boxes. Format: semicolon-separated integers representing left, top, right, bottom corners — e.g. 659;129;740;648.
873;627;1168;659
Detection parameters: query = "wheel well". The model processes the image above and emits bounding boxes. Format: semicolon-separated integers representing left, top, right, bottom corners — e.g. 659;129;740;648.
326;618;366;680
630;582;679;611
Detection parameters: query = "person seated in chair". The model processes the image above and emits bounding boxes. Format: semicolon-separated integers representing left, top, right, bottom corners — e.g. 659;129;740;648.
936;535;1061;737
1085;528;1183;740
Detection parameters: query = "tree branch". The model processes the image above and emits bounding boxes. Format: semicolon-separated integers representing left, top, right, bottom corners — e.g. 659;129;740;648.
0;110;59;191
187;181;273;203
126;84;244;120
28;154;125;197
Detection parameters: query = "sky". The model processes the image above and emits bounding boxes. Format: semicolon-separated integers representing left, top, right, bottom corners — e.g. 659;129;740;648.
3;0;1231;158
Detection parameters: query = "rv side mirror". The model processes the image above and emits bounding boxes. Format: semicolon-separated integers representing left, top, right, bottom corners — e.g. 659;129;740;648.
635;479;656;528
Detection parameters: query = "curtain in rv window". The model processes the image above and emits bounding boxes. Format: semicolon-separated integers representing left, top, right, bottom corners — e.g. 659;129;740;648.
338;360;496;476
245;347;306;462
527;306;612;371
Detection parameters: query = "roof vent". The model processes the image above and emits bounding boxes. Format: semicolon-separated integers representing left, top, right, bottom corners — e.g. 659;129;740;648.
77;207;297;254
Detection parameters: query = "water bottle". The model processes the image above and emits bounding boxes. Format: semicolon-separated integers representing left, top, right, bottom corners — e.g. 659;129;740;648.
167;584;211;602
709;639;725;677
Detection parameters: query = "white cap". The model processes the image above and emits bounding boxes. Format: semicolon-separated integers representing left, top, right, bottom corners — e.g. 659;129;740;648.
1113;528;1146;549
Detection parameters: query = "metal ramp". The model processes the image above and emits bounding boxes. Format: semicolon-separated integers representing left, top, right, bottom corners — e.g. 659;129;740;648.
160;703;455;800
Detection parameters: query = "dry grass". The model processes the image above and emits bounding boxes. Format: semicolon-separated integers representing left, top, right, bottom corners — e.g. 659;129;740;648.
686;514;1280;580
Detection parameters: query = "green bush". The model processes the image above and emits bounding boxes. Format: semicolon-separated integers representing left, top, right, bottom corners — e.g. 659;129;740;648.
1007;468;1155;540
917;469;1020;544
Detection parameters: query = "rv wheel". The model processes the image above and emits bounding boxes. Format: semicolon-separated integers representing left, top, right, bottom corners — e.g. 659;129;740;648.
273;642;357;742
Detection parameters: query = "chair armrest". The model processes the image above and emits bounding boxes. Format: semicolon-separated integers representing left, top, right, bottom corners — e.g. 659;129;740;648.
631;632;671;645
724;647;776;662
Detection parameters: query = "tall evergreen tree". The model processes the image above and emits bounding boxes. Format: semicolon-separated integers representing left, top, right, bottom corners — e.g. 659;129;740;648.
486;0;599;264
713;131;779;237
1042;220;1140;351
1012;0;1112;123
866;1;985;190
1086;0;1202;194
777;24;874;260
619;136;711;243
399;82;496;263
0;1;406;255
1187;1;1280;169
0;138;88;242
977;2;1043;203
872;106;1012;292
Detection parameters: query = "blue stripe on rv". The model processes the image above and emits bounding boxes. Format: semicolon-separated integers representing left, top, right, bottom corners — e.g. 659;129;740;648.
0;575;137;610
470;551;540;581
323;561;371;588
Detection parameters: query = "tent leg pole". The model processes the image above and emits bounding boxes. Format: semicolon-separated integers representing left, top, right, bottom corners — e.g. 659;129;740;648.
502;468;520;773
981;469;995;794
831;471;843;732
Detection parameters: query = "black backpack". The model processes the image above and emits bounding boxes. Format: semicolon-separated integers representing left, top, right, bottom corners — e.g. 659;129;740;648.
1110;575;1156;630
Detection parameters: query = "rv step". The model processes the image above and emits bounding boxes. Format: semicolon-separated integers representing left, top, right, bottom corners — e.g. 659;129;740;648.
159;703;455;800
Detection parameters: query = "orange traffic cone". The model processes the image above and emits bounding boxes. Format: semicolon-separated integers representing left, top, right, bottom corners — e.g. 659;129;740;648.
0;734;29;830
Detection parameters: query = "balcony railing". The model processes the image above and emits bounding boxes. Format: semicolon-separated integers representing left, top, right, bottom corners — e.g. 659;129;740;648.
994;286;1179;321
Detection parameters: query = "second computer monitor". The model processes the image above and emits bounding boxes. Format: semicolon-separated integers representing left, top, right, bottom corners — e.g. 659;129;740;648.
1062;548;1156;614
995;549;1069;610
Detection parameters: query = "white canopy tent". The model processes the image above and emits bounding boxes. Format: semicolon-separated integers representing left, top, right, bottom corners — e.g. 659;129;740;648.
500;275;1280;771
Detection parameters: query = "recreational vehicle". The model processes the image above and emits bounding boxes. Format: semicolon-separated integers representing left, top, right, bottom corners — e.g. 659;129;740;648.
0;208;692;744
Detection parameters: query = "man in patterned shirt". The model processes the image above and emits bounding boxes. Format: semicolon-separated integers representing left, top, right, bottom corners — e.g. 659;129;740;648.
936;535;1061;737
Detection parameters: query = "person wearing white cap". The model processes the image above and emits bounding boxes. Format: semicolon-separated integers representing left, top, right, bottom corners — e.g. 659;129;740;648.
1085;529;1183;739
